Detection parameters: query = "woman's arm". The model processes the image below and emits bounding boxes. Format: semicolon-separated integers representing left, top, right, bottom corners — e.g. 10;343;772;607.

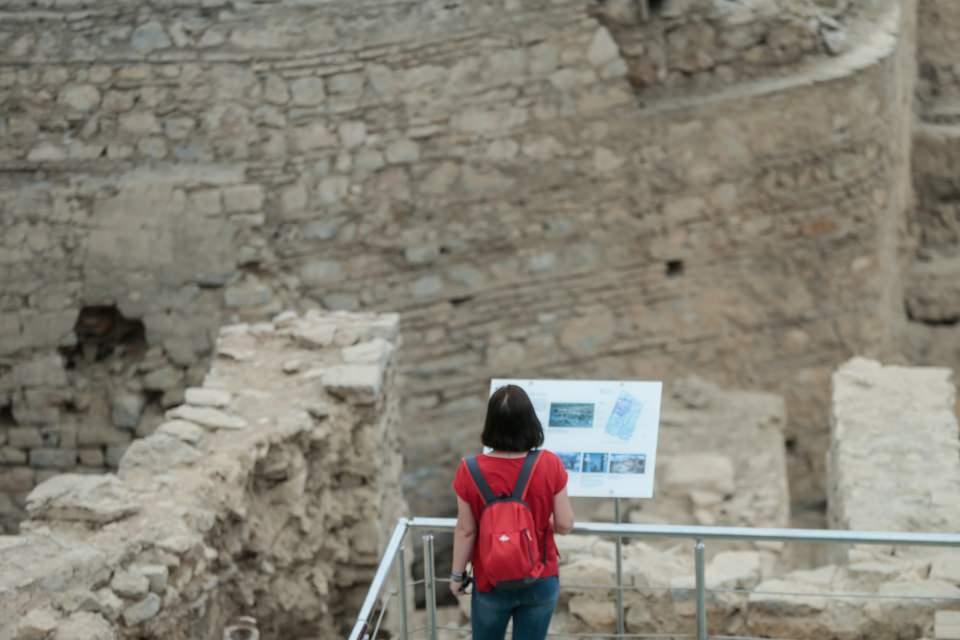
450;497;477;596
552;487;575;534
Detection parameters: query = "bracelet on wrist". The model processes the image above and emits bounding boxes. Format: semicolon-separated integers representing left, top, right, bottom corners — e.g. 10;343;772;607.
450;570;464;581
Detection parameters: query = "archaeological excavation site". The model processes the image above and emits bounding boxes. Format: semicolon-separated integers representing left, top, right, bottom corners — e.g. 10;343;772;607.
2;0;960;638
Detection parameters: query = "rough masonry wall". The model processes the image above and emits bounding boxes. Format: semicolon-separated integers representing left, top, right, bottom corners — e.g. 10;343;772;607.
0;0;914;523
592;0;877;97
579;376;789;532
904;0;960;376
828;357;960;537
0;310;406;640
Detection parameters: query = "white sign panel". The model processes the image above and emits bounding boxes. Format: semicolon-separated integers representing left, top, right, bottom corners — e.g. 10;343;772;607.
489;379;663;498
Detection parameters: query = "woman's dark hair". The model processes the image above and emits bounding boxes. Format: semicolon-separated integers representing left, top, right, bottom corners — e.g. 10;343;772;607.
481;384;544;452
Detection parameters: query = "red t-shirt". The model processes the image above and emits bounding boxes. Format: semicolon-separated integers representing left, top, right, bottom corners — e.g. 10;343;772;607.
452;449;568;592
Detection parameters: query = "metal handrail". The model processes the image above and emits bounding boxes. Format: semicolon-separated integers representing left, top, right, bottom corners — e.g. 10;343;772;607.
407;517;960;546
348;517;960;640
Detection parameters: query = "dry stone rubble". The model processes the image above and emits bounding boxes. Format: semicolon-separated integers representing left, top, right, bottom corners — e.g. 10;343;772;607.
0;310;407;640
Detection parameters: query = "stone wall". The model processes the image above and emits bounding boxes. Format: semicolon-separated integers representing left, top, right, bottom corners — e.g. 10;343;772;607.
0;0;919;527
904;0;960;385
828;357;960;543
578;376;789;532
0;310;407;640
593;0;877;97
916;0;960;105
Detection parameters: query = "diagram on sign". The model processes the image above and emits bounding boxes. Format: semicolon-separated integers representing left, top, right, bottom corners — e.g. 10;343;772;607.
489;378;663;498
605;391;643;441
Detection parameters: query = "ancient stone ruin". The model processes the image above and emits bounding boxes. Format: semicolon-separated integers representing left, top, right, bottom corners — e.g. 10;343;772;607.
1;311;406;639
2;0;960;637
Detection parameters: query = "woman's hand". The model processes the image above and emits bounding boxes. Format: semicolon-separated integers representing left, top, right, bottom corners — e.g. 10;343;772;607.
449;577;466;598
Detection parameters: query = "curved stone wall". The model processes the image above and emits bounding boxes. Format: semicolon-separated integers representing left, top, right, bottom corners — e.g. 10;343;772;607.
904;0;960;374
0;0;916;527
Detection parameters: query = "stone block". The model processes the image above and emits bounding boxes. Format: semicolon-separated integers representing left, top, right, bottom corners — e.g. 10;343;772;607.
225;280;273;308
187;189;222;216
123;593;162;626
568;596;616;631
26;474;140;524
133;564;169;593
321;365;384;405
293;322;337;348
160;389;185;411
59;85;101;112
386;139;420;164
118;434;201;476
0;447;27;464
105;444;129;468
8;427;43;449
131;21;171;52
661;453;736;496
156;420;205;445
78;448;105;467
706;551;763;590
94;589;123;622
14;607;59;640
829;359;960;533
14;354;67;387
164;405;247;430
183;388;231;408
0;467;34;493
290;77;325;105
342;338;394;367
588;26;621;67
222;185;265;213
111;392;146;429
34;469;60;485
111;569;149;599
29;448;78;469
328;71;364;94
163;337;200;367
53;612;114;640
13;402;60;428
338;121;367;149
51;589;100;615
77;425;132;447
142;367;183;392
748;579;827;616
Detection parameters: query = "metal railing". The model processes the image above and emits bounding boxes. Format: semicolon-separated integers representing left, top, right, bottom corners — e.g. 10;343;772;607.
348;518;960;640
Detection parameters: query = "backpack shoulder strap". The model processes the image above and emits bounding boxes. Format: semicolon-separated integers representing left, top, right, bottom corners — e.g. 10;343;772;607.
511;450;542;501
465;456;497;505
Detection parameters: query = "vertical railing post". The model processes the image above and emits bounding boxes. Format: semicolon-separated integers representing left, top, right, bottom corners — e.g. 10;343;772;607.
614;498;625;637
396;544;409;640
423;534;438;640
695;539;707;640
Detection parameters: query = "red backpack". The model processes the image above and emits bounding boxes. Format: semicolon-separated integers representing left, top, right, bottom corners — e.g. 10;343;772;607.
466;450;546;590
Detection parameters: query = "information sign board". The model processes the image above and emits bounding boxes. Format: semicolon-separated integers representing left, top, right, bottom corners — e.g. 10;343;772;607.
489;379;663;498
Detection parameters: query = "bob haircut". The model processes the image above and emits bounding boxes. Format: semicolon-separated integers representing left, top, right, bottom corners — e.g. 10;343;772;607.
481;384;545;452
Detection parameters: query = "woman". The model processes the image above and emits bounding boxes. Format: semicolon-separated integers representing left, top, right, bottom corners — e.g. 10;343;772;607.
450;384;576;640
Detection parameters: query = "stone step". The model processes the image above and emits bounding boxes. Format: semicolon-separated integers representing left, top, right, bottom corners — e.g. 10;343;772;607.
905;255;960;324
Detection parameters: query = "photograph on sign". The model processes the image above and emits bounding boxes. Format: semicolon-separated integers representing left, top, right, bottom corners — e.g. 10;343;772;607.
489;378;663;498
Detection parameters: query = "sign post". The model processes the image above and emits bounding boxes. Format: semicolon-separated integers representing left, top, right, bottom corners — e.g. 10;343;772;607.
614;497;625;636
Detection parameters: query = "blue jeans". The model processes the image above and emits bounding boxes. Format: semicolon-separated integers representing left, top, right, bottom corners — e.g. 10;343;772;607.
471;576;560;640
